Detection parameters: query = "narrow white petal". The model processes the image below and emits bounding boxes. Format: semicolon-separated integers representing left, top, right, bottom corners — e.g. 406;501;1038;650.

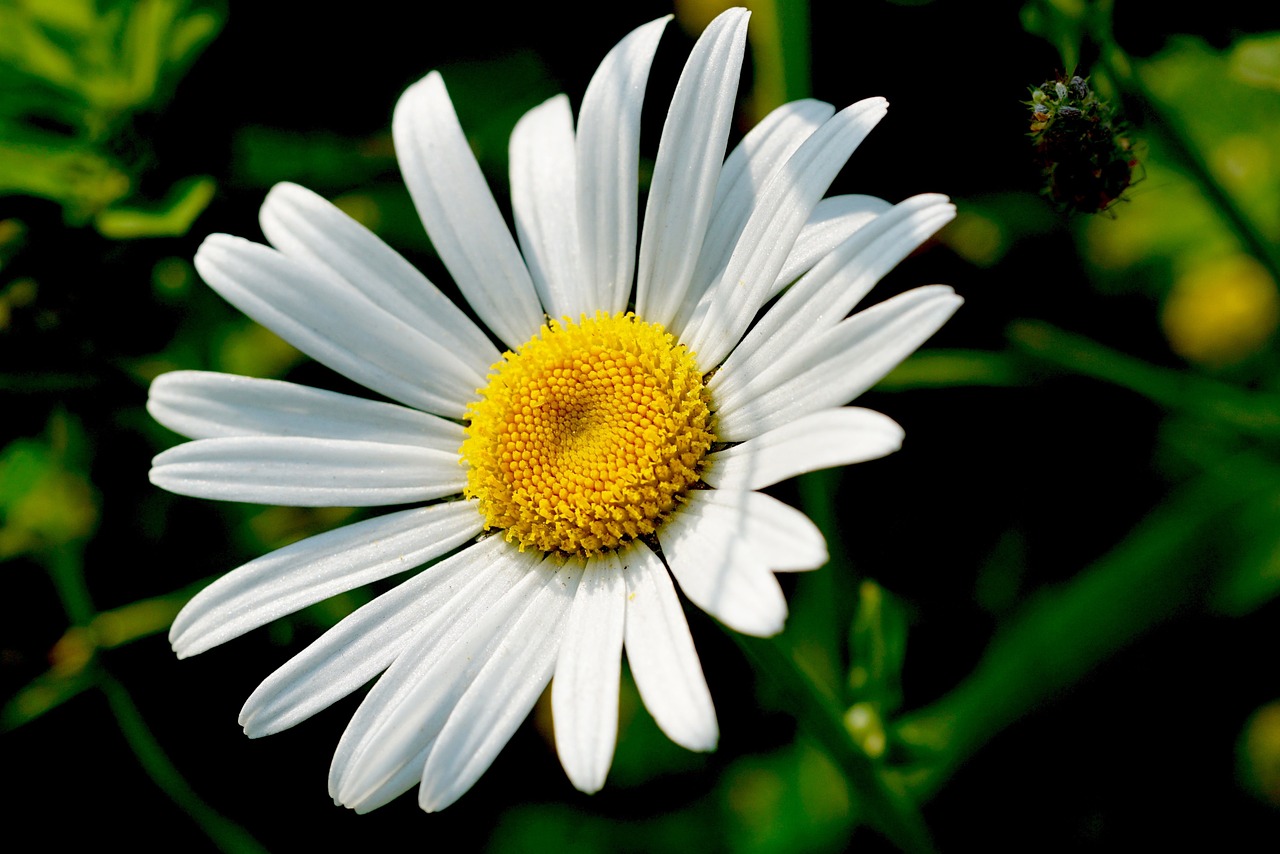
704;408;904;491
713;194;955;397
551;551;625;793
195;234;479;417
694;488;827;573
150;436;464;506
575;15;670;314
634;7;750;328
714;286;963;440
418;557;583;811
773;194;894;291
511;95;587;320
683;97;890;372
239;535;519;738
259;182;498;368
334;556;578;811
327;540;540;806
622;541;718;751
170;502;483;658
661;491;789;636
674;99;834;334
148;371;465;452
393;71;544;347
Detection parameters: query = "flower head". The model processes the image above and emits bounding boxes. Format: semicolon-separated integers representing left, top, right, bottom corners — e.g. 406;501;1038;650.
148;8;961;813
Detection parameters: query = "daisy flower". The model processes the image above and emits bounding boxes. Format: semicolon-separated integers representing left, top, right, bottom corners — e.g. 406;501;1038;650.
148;8;961;813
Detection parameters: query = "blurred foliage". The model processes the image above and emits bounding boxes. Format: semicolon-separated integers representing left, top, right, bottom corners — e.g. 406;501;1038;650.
6;1;1280;852
0;0;222;236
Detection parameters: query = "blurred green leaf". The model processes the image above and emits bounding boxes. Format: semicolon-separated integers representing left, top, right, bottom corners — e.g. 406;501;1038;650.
1010;320;1280;436
1;666;95;732
0;0;223;232
880;349;1026;389
847;581;908;716
231;127;396;191
1020;0;1088;74
733;632;936;854
721;743;854;854
894;450;1280;801
0;412;97;558
94;174;215;238
0;130;131;223
0;0;223;120
1209;489;1280;615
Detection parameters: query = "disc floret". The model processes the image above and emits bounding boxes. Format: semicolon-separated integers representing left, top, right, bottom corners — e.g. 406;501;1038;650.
462;312;714;555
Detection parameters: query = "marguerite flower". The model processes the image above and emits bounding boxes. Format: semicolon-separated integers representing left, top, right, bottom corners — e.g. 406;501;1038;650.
148;8;961;813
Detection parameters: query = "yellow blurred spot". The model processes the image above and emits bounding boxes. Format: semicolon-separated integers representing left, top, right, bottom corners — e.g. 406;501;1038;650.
674;0;787;122
334;193;382;233
1212;135;1273;198
0;462;97;558
218;321;304;378
151;256;193;295
92;598;183;648
1231;35;1280;92
0;277;38;330
726;766;786;829
940;212;1004;267
1239;700;1280;806
49;627;94;676
674;0;733;36
844;701;887;758
1161;254;1279;367
249;505;356;549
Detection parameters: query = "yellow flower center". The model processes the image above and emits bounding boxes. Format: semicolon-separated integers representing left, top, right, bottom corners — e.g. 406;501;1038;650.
461;312;714;556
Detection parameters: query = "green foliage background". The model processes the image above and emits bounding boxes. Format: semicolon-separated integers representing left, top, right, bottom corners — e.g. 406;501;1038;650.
4;0;1280;850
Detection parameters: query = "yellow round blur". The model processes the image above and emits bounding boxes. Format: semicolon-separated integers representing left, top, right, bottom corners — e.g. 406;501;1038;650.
1162;254;1280;367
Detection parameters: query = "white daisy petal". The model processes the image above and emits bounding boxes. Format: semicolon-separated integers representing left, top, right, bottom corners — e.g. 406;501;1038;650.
511;95;586;320
695;488;828;572
660;490;789;637
326;540;541;806
674;99;835;334
575;15;670;313
147;371;464;451
712;194;956;399
418;558;583;812
774;193;894;291
148;12;961;818
259;182;499;368
195;234;479;417
149;436;465;506
334;556;579;812
239;535;523;738
703;407;904;491
634;7;750;328
715;285;964;440
170;502;482;658
552;550;626;794
622;541;718;752
393;71;544;347
683;96;890;371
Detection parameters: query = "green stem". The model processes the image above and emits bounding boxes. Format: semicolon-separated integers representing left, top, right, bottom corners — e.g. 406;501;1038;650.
1010;320;1280;437
1089;12;1280;283
44;542;95;626
774;0;811;102
39;546;262;852
98;671;269;854
732;632;937;854
893;452;1279;800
